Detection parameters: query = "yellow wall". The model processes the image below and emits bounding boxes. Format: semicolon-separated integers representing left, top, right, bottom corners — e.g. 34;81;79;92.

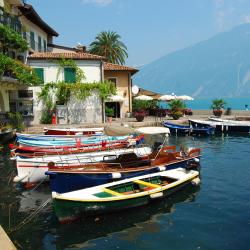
104;71;132;116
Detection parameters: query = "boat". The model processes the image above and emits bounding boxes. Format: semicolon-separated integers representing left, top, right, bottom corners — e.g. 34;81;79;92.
45;145;201;193
13;146;153;185
44;127;104;135
0;129;15;144
163;122;215;136
16;134;135;147
10;139;131;157
51;167;200;223
189;119;250;133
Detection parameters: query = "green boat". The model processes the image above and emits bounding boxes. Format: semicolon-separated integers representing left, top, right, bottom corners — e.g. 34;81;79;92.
52;168;200;223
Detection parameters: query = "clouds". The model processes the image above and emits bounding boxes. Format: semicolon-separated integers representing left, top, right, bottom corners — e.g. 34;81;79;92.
81;0;113;7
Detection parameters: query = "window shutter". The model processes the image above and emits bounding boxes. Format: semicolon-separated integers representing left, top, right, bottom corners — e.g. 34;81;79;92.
30;31;35;50
64;68;76;83
34;68;44;84
38;36;42;52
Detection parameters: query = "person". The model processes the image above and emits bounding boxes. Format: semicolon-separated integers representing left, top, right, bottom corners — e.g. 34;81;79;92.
245;104;248;110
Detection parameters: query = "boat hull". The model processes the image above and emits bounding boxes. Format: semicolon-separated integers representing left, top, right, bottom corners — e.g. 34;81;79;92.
13;147;152;184
189;120;250;133
46;157;199;193
163;122;214;136
53;177;196;223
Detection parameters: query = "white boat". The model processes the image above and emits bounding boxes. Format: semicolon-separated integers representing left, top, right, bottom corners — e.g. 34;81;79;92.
13;146;152;184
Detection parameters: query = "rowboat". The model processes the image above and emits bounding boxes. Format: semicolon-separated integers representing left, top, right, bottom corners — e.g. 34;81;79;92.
163;122;215;136
17;135;133;147
13;146;153;185
44;127;104;135
189;119;250;133
46;146;201;193
0;129;15;144
52;167;200;223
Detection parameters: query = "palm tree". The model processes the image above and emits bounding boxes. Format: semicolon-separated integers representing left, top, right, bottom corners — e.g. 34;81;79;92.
89;31;128;65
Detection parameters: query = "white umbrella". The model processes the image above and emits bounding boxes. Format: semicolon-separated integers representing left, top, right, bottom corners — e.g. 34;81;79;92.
108;95;125;102
158;95;176;101
134;95;153;101
176;95;194;101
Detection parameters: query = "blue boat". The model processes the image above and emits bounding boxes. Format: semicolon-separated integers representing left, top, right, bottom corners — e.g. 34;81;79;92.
163;122;215;136
45;146;201;193
17;135;130;147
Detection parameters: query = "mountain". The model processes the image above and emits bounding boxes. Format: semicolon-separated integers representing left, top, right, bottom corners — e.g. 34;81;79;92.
133;24;250;98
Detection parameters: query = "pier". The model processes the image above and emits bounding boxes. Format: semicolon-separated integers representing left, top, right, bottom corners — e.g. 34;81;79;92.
0;225;16;250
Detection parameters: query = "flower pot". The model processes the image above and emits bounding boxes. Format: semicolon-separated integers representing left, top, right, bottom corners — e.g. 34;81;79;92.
135;115;144;122
213;110;222;117
107;116;112;123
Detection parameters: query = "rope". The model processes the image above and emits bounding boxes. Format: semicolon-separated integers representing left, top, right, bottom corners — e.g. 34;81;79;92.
10;198;52;233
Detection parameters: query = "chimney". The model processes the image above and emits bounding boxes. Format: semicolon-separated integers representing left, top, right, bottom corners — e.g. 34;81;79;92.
75;44;86;52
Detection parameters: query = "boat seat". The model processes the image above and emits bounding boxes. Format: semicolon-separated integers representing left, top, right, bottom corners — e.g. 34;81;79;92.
133;179;161;188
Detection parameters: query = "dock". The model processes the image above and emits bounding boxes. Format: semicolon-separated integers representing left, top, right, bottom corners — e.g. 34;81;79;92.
0;225;17;250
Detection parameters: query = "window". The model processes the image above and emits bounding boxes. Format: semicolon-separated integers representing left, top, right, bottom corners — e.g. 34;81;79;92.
43;39;47;52
34;68;44;83
30;31;35;50
38;36;42;52
108;77;117;87
18;90;33;98
64;68;76;83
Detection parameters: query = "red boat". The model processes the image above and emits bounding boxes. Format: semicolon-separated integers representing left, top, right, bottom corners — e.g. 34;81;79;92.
43;127;104;135
10;134;144;157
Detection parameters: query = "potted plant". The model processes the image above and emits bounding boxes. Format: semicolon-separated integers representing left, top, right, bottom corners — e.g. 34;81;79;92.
210;99;226;117
133;110;146;122
105;107;114;123
168;99;186;120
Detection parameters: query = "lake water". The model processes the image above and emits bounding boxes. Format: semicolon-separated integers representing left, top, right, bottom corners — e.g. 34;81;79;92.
0;134;250;250
161;97;250;110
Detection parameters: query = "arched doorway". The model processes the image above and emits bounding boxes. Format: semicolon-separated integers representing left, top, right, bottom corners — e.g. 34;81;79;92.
0;91;5;112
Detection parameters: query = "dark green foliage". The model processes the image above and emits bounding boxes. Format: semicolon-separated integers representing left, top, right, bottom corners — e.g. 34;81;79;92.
168;99;186;120
7;112;25;132
89;31;128;65
210;99;226;110
0;53;41;85
0;24;28;52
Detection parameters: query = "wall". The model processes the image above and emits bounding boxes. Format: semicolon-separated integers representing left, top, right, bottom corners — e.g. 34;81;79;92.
28;60;102;83
27;59;103;124
104;71;132;117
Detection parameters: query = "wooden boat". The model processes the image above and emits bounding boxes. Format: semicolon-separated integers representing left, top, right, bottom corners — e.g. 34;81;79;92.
10;139;131;157
0;129;15;144
189;119;250;133
13;146;153;185
52;167;200;223
46;146;201;193
44;127;104;135
163;122;215;136
17;134;132;147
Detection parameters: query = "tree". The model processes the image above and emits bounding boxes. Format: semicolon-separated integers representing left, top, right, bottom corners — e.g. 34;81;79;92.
168;99;186;120
89;31;128;65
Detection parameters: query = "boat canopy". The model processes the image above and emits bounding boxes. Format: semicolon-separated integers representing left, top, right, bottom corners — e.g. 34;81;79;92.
104;125;137;136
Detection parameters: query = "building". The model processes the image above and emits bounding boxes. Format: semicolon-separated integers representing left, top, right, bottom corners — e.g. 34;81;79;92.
0;0;58;121
1;1;139;125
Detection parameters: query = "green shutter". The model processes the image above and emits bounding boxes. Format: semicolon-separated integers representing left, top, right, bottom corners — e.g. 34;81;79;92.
34;68;44;84
38;36;42;52
30;31;35;50
64;68;76;83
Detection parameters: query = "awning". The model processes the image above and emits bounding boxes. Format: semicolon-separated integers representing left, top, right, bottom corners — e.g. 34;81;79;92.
107;95;125;102
137;88;161;100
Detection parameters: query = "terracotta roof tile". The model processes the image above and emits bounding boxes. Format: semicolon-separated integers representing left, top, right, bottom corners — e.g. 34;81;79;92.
104;62;139;74
28;52;105;60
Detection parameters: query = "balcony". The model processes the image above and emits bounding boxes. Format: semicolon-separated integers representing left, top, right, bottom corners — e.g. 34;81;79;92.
0;7;26;39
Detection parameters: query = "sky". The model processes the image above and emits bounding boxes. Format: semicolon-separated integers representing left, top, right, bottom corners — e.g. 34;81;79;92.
28;0;250;67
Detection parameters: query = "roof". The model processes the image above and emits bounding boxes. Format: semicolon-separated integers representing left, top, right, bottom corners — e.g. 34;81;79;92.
18;4;59;37
137;88;161;99
28;52;105;60
47;43;86;52
104;62;139;75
